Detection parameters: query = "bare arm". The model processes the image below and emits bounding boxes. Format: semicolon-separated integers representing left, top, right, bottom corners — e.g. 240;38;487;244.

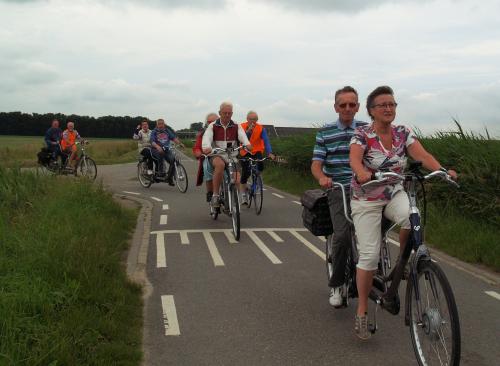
311;160;332;188
407;140;457;179
349;144;372;184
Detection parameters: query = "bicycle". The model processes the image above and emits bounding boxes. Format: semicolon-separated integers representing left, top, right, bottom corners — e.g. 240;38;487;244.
204;145;244;240
326;161;461;366
239;156;267;215
137;144;188;193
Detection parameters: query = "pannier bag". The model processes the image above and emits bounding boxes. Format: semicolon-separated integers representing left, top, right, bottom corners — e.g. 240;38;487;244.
301;189;333;236
37;147;51;165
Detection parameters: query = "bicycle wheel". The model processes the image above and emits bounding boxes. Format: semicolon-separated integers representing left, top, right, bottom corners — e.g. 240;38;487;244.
408;260;461;366
174;162;188;193
78;157;97;180
137;161;152;188
253;175;263;215
229;185;240;240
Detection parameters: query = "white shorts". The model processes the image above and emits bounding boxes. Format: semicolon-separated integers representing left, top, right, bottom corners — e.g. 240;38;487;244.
351;190;411;271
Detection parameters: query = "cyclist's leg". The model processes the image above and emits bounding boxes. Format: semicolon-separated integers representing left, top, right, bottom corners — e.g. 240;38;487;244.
203;158;214;201
165;149;175;180
255;152;264;173
211;156;226;196
327;187;352;288
239;157;251;194
151;149;164;174
351;199;385;316
383;190;411;255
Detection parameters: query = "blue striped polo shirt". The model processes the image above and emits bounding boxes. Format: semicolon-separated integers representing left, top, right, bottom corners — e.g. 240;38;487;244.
312;119;368;186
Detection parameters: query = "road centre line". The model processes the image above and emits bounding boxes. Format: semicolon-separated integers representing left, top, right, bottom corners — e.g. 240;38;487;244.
289;230;324;259
246;231;282;264
151;196;163;202
292;200;301;205
202;231;225;266
485;291;500;301
224;230;237;244
123;191;140;195
162;204;169;210
156;233;166;268
267;231;283;242
161;295;180;336
180;231;190;245
272;193;285;199
160;215;168;225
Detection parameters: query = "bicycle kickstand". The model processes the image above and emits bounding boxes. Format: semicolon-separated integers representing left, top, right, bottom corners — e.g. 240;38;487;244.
369;299;380;334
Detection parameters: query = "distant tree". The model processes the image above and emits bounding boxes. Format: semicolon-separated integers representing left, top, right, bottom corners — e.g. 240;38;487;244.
189;122;203;131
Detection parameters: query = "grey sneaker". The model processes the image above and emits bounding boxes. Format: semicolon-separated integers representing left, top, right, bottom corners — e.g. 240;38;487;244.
211;194;220;208
354;313;371;340
329;286;343;307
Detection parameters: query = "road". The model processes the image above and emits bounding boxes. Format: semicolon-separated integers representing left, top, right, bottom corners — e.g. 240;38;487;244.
99;158;500;366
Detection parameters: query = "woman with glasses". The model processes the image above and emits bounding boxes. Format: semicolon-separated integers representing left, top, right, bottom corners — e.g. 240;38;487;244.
349;85;457;339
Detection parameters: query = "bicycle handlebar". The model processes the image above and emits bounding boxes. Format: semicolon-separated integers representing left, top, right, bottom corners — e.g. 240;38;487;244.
202;145;248;158
361;170;459;189
325;182;353;224
239;157;268;163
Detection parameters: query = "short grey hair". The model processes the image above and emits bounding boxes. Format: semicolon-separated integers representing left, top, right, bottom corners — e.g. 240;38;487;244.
246;110;258;119
205;112;218;123
219;101;233;110
156;118;165;125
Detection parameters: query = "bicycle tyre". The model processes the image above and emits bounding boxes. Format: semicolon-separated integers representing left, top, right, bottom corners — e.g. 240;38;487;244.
230;185;240;241
254;175;263;215
247;176;254;209
408;260;461;366
78;157;97;180
137;161;152;188
174;162;188;193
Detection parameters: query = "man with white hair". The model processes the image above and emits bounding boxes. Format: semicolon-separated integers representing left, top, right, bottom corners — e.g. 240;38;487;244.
61;120;82;169
202;102;251;208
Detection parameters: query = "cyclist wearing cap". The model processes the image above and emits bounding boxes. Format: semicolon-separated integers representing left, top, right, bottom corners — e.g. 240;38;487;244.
239;110;275;205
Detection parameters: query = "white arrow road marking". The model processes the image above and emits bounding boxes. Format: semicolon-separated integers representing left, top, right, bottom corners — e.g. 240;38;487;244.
156;233;166;268
272;193;285;199
267;231;283;243
485;291;500;301
123;191;140;195
162;204;169;210
151;196;163;202
161;295;180;336
246;231;282;264
160;214;168;225
202;231;225;266
289;230;324;259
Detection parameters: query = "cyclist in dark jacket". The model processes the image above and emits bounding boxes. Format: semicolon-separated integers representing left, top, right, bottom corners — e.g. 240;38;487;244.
150;119;184;185
44;119;63;160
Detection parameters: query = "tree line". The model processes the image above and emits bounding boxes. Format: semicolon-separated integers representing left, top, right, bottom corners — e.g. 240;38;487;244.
0;112;201;138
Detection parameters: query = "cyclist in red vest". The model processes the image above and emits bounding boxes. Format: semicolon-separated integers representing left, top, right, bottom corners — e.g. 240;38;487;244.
239;111;275;205
202;101;251;208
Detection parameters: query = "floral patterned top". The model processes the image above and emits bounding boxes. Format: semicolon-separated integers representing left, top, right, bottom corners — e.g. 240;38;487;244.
350;124;417;201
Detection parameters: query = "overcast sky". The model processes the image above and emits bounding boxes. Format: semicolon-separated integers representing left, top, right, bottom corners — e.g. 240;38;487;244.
1;0;499;136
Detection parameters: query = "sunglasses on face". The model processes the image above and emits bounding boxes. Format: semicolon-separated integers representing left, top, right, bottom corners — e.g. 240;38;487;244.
337;103;358;109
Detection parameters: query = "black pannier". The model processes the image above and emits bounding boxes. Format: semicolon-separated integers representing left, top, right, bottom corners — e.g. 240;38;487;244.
301;189;333;236
37;147;51;165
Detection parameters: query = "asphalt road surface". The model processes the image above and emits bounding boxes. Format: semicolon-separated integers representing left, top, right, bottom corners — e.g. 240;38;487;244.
99;157;500;366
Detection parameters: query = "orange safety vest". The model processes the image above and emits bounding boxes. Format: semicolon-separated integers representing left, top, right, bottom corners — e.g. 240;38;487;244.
61;130;78;151
240;122;264;156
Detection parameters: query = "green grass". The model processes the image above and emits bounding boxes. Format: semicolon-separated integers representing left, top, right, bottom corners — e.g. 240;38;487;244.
263;163;316;196
0;167;143;365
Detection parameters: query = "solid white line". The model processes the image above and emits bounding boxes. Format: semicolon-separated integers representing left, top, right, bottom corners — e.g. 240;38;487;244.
224;230;237;244
180;231;189;245
485;291;500;301
160;214;168;225
202;231;225;266
162;204;169;210
123;191;140;195
246;231;282;264
318;236;327;243
289;230;324;259
156;233;166;268
267;231;283;243
151;196;163;202
292;200;301;205
161;295;180;336
272;193;285;199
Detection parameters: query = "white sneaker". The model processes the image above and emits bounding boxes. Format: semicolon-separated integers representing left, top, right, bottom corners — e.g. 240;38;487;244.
329;286;343;307
147;169;153;175
241;192;248;205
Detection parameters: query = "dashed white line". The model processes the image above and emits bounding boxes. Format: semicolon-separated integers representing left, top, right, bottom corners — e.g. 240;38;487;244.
161;295;180;336
156;233;166;268
289;230;324;259
123;191;140;195
246;231;282;264
272;193;285;199
202;231;225;266
224;230;237;244
267;231;283;243
180;231;189;245
162;204;169;210
292;200;301;205
160;214;168;225
151;196;163;202
485;291;500;301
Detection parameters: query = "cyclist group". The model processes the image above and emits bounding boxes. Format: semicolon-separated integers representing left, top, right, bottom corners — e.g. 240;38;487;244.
44;118;83;171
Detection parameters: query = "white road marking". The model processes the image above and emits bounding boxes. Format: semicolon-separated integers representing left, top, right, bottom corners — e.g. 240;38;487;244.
485;291;500;301
151;196;163;202
202;231;225;266
289;230;324;259
267;231;283;242
180;231;190;245
318;236;327;243
123;191;140;195
272;193;285;199
162;204;169;210
152;228;309;235
160;214;168;225
262;188;267;191
161;295;180;336
224;230;237;244
292;200;301;205
156;233;166;268
246;231;282;264
387;237;400;247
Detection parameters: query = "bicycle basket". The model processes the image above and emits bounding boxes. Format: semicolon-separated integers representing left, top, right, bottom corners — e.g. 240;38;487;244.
301;189;333;236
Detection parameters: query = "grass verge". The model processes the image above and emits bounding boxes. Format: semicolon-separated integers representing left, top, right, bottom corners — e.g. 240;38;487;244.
0;167;143;365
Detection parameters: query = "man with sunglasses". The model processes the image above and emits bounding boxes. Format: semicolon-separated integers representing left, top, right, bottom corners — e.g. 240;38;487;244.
311;86;367;307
